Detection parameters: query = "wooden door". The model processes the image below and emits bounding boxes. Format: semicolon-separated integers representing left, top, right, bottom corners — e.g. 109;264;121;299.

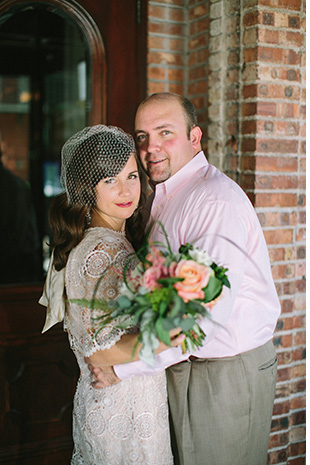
0;1;147;463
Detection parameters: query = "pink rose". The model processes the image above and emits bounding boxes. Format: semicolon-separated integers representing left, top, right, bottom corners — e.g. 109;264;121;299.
168;261;178;277
174;260;211;302
143;266;163;290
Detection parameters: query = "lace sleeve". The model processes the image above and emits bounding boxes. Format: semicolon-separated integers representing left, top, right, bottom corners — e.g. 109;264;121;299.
66;231;138;357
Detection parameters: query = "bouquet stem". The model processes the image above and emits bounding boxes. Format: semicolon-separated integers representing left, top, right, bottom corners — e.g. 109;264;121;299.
181;323;206;354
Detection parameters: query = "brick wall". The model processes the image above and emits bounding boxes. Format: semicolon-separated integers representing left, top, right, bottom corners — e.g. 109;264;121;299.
147;1;306;464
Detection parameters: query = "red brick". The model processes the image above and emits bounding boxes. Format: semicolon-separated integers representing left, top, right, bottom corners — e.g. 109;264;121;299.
149;5;167;19
240;155;256;171
148;81;166;94
257;193;297;208
288;441;306;457
275;383;291;399
244;47;258;63
284;31;302;47
289;426;306;443
269;432;289;448
148;66;166;80
168;83;184;94
196;17;210;34
241;138;256;152
277;102;300;118
268;247;285;261
168;68;184;81
148;51;184;66
169;38;185;52
258;46;283;63
277;350;293;366
292;363;306;379
257;0;301;9
293;330;306;346
291;378;306;394
242;120;257;134
273;399;290;415
276;316;294;331
168;8;185;22
243;11;259;27
148;22;185;36
259;65;301;82
257;46;300;65
256;156;298;172
242;102;257;116
272;263;295;280
264;228;294;245
189;3;208;19
256;174;298;189
275;121;300;136
281;299;294;314
288;457;306;465
258;28;279;44
290;395;306;410
150;0;184;6
258;83;300;99
257;101;277;116
267;448;287;464
257;139;298;154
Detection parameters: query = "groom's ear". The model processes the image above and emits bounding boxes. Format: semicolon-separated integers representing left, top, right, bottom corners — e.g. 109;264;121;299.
190;126;202;151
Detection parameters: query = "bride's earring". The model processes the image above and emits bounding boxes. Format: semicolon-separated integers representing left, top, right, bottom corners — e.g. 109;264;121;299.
86;211;92;225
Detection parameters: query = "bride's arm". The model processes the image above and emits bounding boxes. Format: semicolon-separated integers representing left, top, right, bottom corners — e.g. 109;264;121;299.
87;327;185;367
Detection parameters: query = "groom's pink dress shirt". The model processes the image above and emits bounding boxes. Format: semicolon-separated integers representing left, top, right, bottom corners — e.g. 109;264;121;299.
114;151;280;379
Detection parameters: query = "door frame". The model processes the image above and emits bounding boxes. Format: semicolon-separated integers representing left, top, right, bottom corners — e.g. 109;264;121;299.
0;0;107;124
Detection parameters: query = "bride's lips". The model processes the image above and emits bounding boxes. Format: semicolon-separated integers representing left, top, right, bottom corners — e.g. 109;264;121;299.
115;202;133;208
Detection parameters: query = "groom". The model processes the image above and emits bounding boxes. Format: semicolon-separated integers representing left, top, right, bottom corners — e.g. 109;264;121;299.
89;92;280;465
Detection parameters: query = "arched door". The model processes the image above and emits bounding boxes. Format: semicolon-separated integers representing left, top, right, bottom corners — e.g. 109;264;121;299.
0;1;147;463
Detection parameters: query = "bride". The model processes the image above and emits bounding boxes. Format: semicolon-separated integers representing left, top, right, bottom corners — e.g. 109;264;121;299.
40;124;184;465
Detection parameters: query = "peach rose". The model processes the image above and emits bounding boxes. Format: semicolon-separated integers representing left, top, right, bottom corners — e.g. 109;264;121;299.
174;259;211;302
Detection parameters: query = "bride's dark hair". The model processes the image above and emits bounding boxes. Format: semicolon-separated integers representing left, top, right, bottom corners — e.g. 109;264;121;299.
49;155;147;271
49;193;88;271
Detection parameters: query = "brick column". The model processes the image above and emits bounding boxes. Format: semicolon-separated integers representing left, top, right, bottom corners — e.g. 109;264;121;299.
147;0;187;95
241;0;306;462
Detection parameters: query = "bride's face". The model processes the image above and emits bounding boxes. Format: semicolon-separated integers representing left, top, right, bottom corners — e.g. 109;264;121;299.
94;155;140;230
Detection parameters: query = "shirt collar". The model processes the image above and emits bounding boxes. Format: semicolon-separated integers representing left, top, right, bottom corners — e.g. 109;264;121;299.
154;151;209;197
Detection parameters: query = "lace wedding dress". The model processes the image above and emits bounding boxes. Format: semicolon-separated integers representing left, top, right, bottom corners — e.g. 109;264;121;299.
64;227;173;465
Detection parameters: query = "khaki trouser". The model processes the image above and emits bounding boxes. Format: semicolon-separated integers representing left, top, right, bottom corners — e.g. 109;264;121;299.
167;340;277;465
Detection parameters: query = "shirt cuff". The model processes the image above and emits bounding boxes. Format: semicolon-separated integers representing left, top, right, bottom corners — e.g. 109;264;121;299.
114;346;185;380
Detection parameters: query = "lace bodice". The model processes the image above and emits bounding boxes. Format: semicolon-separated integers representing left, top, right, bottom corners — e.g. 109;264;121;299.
65;227;138;375
64;228;173;465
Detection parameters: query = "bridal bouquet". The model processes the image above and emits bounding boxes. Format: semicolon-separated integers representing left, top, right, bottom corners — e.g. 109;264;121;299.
74;223;230;366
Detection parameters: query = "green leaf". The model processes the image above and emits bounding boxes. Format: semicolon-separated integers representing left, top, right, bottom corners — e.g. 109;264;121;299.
169;294;185;318
116;295;132;309
155;317;171;346
157;221;173;257
69;298;108;310
139;309;157;330
159;300;168;316
186;300;207;315
203;276;223;301
162;317;176;331
179;243;193;258
180;317;195;332
157;277;184;285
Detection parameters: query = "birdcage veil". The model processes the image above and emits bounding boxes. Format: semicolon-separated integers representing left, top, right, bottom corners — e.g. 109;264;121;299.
61;124;136;207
